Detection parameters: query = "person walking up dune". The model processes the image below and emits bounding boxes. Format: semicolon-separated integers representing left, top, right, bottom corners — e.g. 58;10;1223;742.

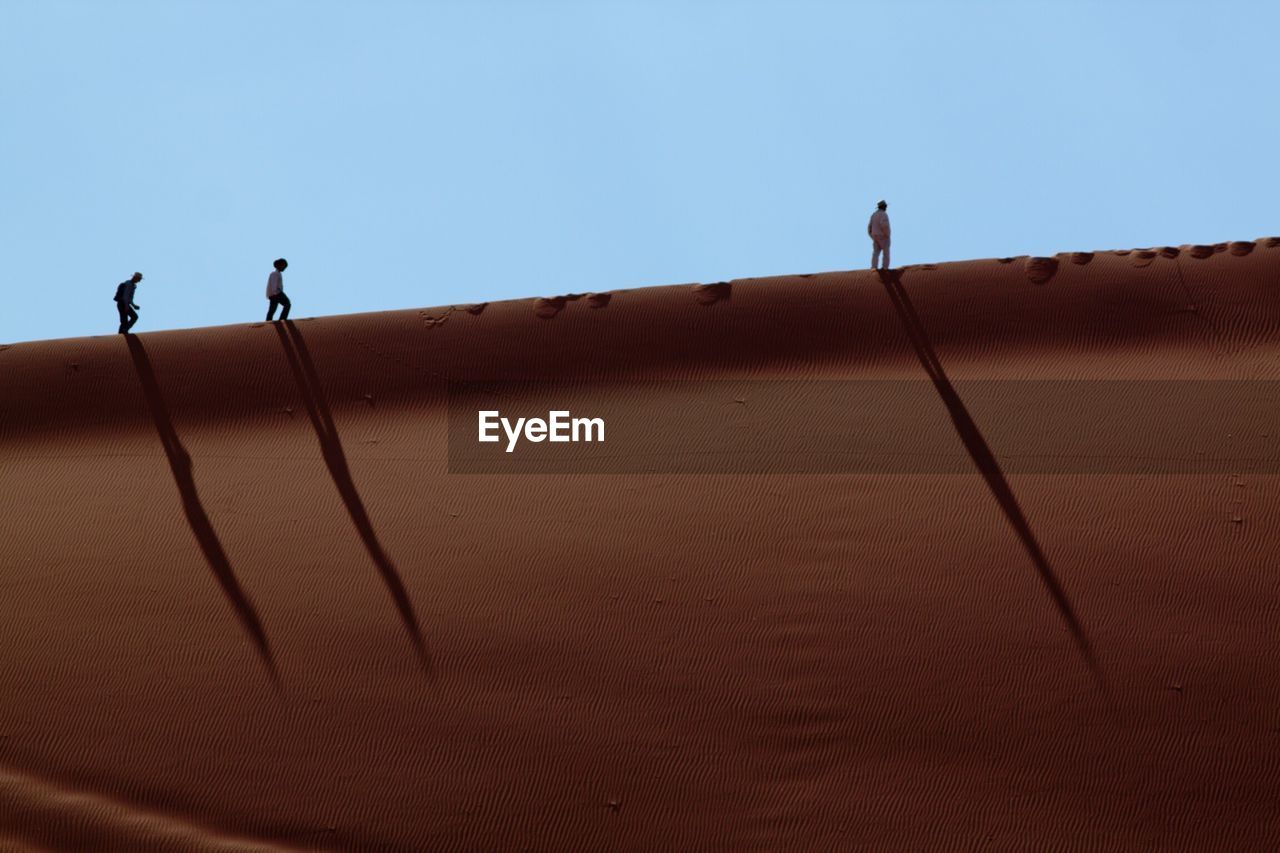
266;258;291;322
114;272;142;334
869;200;891;270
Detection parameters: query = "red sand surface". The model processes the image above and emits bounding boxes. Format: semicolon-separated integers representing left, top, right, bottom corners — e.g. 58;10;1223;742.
3;241;1280;849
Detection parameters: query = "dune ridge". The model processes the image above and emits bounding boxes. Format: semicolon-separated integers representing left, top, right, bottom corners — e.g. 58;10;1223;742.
2;240;1280;848
3;238;1279;442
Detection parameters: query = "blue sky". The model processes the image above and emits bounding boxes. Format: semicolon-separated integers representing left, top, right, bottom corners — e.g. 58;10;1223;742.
2;0;1276;343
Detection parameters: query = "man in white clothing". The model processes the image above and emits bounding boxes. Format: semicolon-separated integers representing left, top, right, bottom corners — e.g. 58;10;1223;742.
868;200;891;270
266;258;291;321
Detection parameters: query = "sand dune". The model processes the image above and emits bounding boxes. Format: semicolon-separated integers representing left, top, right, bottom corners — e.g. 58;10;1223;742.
3;241;1280;849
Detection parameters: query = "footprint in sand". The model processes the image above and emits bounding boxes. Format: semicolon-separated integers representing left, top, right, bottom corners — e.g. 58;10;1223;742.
534;295;581;318
692;282;732;305
1024;256;1059;284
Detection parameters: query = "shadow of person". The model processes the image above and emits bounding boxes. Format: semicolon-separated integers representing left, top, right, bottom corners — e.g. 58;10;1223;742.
273;321;434;678
124;335;280;690
879;273;1105;689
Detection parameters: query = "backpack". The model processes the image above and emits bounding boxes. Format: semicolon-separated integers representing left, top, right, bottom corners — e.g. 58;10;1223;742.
113;282;126;303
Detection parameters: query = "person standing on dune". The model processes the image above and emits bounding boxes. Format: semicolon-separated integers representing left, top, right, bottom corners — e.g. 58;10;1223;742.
869;200;891;270
266;258;291;322
114;272;142;334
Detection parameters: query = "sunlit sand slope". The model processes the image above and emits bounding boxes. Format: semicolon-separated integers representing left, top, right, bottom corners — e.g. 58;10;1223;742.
2;239;1280;849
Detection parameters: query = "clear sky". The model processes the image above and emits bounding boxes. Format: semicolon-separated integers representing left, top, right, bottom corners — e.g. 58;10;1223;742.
2;0;1276;343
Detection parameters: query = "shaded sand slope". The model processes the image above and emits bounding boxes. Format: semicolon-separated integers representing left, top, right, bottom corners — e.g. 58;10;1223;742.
3;240;1280;849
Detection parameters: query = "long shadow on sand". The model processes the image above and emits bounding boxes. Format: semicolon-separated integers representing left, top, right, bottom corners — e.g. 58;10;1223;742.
879;270;1104;686
125;336;280;688
274;321;434;677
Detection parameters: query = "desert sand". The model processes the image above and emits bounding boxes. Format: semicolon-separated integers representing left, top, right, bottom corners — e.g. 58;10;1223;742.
3;239;1280;849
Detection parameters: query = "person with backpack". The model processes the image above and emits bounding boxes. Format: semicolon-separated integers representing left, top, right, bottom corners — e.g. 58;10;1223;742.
115;272;142;334
266;258;291;321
